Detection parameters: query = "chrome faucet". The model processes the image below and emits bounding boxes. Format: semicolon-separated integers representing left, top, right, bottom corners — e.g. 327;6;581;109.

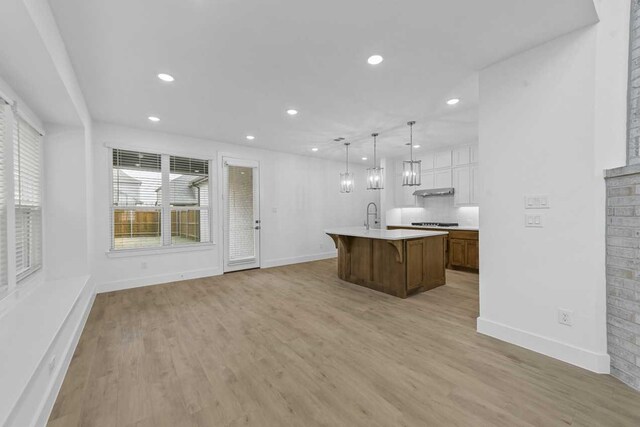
365;202;379;230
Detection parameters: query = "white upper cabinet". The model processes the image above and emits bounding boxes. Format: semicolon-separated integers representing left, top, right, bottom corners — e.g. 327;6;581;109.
419;152;435;171
434;169;452;188
388;144;478;209
470;165;479;205
470;145;479;164
453;146;471;167
420;171;435;190
434;150;452;169
453;167;471;205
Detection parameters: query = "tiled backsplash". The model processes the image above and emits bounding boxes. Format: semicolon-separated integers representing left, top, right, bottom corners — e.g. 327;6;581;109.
393;196;479;226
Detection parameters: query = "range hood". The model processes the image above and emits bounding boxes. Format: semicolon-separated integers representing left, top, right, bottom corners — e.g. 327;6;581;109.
412;187;455;197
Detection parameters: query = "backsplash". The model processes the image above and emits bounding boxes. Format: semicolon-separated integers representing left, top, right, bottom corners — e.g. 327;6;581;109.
395;196;479;226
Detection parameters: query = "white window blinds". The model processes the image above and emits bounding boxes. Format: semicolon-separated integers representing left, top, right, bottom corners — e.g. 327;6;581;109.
112;149;162;250
110;149;211;251
0;104;7;294
14;117;42;281
169;155;210;245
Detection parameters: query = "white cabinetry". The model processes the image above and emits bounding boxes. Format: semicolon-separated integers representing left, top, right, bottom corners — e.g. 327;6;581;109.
470;165;479;205
434;150;452;169
453;146;471;166
390;144;478;208
434;169;452;188
453;167;471;205
470;145;479;164
420;171;435;189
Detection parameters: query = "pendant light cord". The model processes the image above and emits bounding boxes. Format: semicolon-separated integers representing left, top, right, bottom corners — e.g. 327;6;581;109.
409;121;414;162
346;143;349;174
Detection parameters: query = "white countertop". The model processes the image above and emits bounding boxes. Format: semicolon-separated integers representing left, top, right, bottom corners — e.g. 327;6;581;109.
325;227;448;241
388;224;479;231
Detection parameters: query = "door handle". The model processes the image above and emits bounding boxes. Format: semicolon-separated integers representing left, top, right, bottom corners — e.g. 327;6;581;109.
254;226;261;230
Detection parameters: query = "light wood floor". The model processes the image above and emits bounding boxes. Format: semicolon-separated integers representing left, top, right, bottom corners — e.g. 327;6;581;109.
48;259;640;427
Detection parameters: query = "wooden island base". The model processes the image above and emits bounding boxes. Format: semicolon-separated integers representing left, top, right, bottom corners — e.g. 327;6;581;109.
327;231;447;298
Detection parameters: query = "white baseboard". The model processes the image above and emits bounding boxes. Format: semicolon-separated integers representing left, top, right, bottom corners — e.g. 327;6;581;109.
477;317;610;374
262;251;337;269
98;267;222;293
35;282;96;427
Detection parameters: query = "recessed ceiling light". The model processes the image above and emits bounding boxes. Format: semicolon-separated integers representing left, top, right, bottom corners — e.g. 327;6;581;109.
362;157;368;161
246;135;255;140
157;73;175;82
311;147;318;152
287;109;298;116
447;98;460;105
367;55;384;65
414;145;421;148
148;116;160;122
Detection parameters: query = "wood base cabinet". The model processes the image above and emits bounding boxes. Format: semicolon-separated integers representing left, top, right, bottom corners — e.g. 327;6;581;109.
388;227;479;273
450;238;479;270
328;234;446;298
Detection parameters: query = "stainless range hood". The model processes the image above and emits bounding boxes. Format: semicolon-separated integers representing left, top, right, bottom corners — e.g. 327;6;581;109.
412;187;455;197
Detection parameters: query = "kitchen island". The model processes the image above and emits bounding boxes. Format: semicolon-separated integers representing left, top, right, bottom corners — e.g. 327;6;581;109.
325;227;448;298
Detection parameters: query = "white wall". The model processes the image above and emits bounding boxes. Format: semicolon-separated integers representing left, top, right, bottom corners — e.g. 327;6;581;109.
91;123;378;291
477;1;628;373
44;124;89;280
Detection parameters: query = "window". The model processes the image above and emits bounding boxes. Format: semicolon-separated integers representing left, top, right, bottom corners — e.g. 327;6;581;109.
14;117;42;281
169;155;210;245
111;149;211;251
112;149;162;250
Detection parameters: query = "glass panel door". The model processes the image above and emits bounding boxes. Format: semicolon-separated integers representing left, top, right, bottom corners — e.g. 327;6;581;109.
223;158;260;272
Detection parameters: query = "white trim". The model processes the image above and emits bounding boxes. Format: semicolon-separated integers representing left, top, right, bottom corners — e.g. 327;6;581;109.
106;243;215;258
34;284;95;427
1;275;92;427
262;252;337;269
476;317;611;374
97;267;222;293
102;141;214;161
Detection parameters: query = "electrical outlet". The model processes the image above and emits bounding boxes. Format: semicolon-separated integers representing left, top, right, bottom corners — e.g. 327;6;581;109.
558;309;573;326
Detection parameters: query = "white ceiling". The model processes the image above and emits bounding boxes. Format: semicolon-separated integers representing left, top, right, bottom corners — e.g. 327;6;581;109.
48;0;597;162
0;0;81;126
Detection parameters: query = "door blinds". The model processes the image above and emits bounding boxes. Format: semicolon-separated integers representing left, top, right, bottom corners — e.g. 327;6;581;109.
0;105;6;293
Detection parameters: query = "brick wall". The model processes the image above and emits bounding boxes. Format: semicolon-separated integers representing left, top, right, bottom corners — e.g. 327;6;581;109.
629;0;640;164
606;169;640;390
604;0;640;391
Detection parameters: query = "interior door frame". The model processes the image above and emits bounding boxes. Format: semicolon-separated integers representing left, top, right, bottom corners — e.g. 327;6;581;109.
219;155;261;273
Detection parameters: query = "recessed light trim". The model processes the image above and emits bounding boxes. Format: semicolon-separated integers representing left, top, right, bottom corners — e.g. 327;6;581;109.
246;135;255;140
157;73;175;82
311;147;318;152
447;98;460;105
367;55;384;65
148;116;160;122
286;109;298;116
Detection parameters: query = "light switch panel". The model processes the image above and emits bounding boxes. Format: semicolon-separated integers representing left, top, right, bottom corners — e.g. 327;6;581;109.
524;194;550;209
525;214;543;228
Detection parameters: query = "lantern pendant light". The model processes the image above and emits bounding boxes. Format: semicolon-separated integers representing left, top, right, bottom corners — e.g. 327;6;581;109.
402;121;421;186
339;139;354;193
367;133;384;190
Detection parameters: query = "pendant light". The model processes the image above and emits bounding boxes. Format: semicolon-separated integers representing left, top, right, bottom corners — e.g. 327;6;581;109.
338;138;354;193
367;133;384;190
402;121;421;186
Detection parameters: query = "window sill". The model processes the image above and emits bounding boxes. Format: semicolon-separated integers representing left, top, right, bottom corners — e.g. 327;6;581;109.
106;243;216;258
